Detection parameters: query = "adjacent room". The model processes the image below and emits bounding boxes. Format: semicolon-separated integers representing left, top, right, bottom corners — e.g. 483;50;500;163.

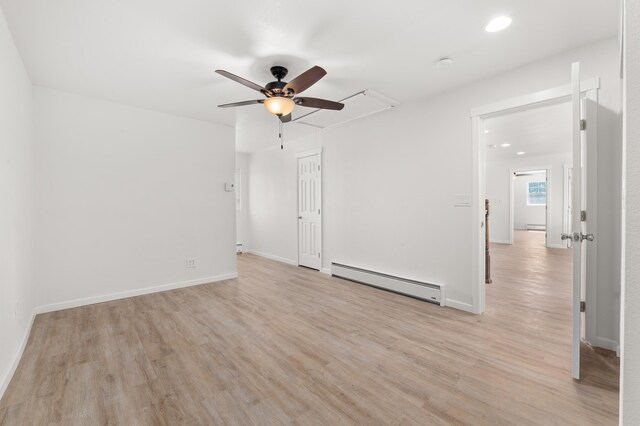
2;0;639;424
485;101;573;249
483;99;619;386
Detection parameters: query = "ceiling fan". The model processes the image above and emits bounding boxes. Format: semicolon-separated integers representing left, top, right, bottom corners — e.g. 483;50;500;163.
215;65;344;123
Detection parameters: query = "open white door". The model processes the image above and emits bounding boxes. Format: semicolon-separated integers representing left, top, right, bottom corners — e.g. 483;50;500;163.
297;153;321;270
569;62;583;380
567;62;597;380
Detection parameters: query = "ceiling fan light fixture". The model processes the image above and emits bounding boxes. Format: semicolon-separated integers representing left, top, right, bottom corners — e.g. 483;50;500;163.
264;97;295;116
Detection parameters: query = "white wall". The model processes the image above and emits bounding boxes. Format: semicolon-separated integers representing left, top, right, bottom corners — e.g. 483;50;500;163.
0;7;36;397
621;0;640;422
34;87;237;309
244;38;622;347
486;153;571;247
321;38;621;315
235;152;250;248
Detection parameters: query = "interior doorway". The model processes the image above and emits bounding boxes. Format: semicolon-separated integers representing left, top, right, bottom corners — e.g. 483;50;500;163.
510;169;550;247
472;68;601;379
484;101;572;303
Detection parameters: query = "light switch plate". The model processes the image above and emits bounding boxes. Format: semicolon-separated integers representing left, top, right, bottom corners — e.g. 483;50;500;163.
454;194;471;207
225;182;235;192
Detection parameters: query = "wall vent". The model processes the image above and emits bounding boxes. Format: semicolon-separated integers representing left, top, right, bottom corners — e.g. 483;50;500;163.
331;262;444;306
293;89;399;129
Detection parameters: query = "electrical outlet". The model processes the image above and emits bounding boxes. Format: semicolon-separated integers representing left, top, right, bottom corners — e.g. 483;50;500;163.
186;258;197;268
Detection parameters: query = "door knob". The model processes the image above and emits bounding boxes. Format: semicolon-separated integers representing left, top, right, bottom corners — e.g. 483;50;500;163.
581;233;595;242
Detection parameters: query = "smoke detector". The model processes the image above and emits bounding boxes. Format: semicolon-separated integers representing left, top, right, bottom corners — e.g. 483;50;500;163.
436;57;454;68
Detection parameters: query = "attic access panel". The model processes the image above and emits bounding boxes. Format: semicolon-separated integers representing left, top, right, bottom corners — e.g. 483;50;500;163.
292;89;399;128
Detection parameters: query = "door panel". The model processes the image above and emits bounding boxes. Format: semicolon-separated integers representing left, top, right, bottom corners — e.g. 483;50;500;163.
571;62;583;380
583;96;598;346
298;154;321;270
568;63;599;380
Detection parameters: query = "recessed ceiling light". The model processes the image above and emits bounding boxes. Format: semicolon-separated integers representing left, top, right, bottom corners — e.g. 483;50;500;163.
501;143;511;147
488;144;497;149
516;151;525;155
484;130;490;134
485;16;512;33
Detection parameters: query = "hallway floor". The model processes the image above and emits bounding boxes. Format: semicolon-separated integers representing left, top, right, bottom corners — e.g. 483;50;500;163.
489;230;619;396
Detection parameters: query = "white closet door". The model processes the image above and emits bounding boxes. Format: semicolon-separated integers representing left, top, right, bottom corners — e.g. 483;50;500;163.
298;154;321;270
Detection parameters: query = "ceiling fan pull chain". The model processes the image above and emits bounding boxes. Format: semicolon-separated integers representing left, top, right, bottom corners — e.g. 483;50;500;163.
279;120;284;150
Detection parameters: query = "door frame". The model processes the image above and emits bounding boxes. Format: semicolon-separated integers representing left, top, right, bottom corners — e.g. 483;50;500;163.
562;164;573;248
508;167;552;246
470;77;600;316
295;148;323;270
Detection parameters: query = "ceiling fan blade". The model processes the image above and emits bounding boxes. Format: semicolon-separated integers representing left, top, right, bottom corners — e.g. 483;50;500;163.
215;70;266;93
283;66;327;95
295;97;344;110
218;99;264;108
279;113;292;123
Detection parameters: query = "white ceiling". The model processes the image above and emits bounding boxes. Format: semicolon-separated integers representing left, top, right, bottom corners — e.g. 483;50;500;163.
0;0;617;130
485;101;572;161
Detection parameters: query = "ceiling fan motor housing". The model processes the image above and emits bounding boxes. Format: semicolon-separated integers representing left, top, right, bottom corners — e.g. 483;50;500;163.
266;66;290;95
265;80;287;94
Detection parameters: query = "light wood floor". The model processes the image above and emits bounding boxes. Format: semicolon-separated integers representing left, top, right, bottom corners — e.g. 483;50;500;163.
0;231;619;425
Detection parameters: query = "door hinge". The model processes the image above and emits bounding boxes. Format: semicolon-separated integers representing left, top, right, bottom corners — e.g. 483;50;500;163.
580;119;587;131
580;301;586;313
318;208;321;214
581;210;587;222
318;253;320;258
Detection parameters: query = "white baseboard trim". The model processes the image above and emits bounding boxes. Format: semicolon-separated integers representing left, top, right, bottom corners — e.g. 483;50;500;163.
444;298;474;313
320;268;332;275
489;239;511;245
547;243;568;249
594;336;618;352
245;250;298;266
0;308;37;401
35;273;238;314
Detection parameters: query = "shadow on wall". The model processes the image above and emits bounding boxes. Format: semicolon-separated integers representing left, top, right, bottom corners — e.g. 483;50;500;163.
595;103;622;347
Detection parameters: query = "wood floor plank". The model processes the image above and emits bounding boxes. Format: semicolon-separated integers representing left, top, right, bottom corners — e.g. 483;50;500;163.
0;230;619;424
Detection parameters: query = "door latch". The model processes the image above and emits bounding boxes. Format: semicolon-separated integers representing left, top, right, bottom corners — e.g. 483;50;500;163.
561;232;594;243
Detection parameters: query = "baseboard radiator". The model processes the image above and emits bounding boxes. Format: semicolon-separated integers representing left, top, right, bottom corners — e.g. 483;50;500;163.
331;262;443;306
525;224;546;231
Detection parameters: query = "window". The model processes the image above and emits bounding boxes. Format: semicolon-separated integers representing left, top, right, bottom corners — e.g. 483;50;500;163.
527;181;547;206
235;169;241;211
